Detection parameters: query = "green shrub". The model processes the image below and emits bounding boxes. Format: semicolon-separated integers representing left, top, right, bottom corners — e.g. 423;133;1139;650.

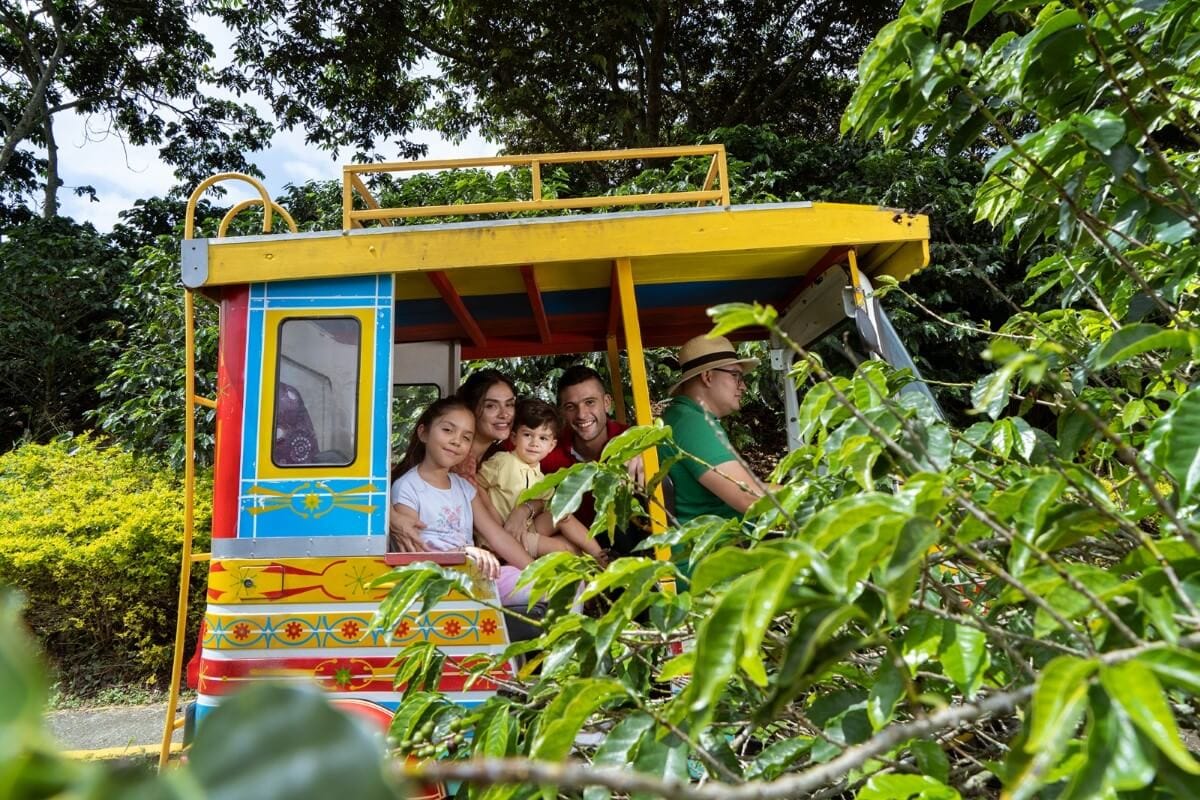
0;436;210;691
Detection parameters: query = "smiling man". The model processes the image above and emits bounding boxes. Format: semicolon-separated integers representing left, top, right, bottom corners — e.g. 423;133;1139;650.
539;364;643;555
549;366;626;464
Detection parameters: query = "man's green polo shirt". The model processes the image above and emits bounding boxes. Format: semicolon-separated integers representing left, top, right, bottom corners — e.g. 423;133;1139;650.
658;395;740;523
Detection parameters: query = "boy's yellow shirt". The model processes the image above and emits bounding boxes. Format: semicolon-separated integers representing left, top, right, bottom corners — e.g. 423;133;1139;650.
478;451;549;520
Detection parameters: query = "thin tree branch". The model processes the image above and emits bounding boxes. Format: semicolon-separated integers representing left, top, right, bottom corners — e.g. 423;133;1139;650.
400;636;1200;799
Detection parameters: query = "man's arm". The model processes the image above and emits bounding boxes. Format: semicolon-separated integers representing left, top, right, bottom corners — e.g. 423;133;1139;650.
696;460;769;514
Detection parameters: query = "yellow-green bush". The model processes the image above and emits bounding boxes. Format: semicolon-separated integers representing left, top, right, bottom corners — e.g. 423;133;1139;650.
0;436;210;690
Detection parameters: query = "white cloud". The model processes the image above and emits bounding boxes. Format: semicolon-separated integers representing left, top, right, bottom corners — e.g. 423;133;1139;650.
59;122;497;231
42;13;498;232
58;188;136;232
279;158;329;185
52;113;176;199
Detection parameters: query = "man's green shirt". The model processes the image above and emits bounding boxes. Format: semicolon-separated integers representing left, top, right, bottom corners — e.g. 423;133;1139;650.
658;395;740;523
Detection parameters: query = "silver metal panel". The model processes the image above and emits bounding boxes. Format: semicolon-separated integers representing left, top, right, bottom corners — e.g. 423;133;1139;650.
853;274;945;420
770;348;803;452
206;202;820;247
393;341;459;398
180;239;209;288
211;536;386;558
772;264;851;350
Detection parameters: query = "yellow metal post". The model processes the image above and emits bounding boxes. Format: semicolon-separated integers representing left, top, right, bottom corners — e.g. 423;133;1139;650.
605;333;627;424
847;247;865;309
159;289;198;769
698;154;720;207
717;146;731;206
162;175;295;767
614;258;669;555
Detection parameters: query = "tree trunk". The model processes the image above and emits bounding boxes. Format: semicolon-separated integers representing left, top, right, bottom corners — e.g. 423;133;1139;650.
41;112;58;219
0;5;75;180
643;0;673;145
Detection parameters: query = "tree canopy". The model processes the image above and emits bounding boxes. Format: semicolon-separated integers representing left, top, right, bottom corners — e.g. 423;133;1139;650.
211;0;900;157
0;0;271;221
0;216;126;448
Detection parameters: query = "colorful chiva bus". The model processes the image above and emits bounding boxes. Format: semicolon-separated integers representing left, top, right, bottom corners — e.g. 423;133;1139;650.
160;146;934;770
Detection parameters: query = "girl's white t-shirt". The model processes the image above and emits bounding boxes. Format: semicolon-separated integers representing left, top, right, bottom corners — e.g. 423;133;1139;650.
390;468;477;552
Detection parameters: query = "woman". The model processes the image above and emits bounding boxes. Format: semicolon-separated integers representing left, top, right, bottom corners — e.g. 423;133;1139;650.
389;369;541;550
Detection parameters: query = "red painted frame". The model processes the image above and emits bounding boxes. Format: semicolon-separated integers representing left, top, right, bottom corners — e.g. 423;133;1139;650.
211;287;248;539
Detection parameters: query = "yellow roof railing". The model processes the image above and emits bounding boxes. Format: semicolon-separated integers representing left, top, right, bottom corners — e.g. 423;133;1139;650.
340;144;731;230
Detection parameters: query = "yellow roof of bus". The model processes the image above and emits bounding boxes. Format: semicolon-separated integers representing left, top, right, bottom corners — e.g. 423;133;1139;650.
185;201;928;358
182;148;928;358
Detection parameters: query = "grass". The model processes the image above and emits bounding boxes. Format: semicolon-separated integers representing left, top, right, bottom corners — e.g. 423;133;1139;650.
47;682;195;711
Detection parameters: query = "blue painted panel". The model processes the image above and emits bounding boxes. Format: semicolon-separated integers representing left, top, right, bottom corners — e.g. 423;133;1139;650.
256;275;382;301
237;477;389;538
240;303;266;482
196;696;486;726
238;276;394;544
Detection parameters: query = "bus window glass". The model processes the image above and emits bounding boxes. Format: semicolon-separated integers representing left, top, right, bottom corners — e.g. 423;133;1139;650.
392;384;441;454
273;317;361;467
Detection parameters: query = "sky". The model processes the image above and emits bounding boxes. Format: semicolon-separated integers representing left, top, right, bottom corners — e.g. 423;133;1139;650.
48;15;493;232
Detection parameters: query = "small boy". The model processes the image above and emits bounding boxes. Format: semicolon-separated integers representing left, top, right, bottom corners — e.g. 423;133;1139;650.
479;398;607;564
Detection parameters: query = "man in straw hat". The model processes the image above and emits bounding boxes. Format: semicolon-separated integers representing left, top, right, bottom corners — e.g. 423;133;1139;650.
657;333;773;523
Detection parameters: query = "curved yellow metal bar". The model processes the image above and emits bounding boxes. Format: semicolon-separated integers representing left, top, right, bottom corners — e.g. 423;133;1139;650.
183;173;275;240
216;197;299;238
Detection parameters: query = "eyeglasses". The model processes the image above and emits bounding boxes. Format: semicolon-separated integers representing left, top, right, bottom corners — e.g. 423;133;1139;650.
711;367;747;386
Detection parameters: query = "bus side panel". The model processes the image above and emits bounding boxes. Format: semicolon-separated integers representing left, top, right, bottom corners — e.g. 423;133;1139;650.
212;286;249;540
233;275;393;551
195;556;512;725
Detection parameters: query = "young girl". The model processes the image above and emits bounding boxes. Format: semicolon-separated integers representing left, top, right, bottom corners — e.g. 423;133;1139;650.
390;398;534;606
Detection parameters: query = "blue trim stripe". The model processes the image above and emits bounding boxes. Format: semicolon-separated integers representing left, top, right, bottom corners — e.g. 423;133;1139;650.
371;275;395;530
394;277;793;326
240;304;265;482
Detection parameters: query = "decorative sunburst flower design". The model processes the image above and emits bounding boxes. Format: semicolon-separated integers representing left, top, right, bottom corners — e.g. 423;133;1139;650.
248;482;379;519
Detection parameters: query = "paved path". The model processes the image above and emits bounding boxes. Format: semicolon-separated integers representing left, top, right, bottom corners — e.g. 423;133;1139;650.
46;702;182;755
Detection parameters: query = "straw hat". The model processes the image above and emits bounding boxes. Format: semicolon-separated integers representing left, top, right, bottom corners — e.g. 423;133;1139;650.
668;334;760;395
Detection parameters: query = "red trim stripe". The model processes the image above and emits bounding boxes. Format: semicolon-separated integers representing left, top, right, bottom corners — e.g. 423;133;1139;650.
212;287;248;539
198;654;511;696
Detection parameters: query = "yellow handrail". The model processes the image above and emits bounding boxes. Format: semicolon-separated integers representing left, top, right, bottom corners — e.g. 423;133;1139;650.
164;174;297;769
217;198;299;238
159;288;198;770
342;144;731;230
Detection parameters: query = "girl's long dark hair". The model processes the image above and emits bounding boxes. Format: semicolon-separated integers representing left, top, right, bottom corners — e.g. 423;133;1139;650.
392;397;472;481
